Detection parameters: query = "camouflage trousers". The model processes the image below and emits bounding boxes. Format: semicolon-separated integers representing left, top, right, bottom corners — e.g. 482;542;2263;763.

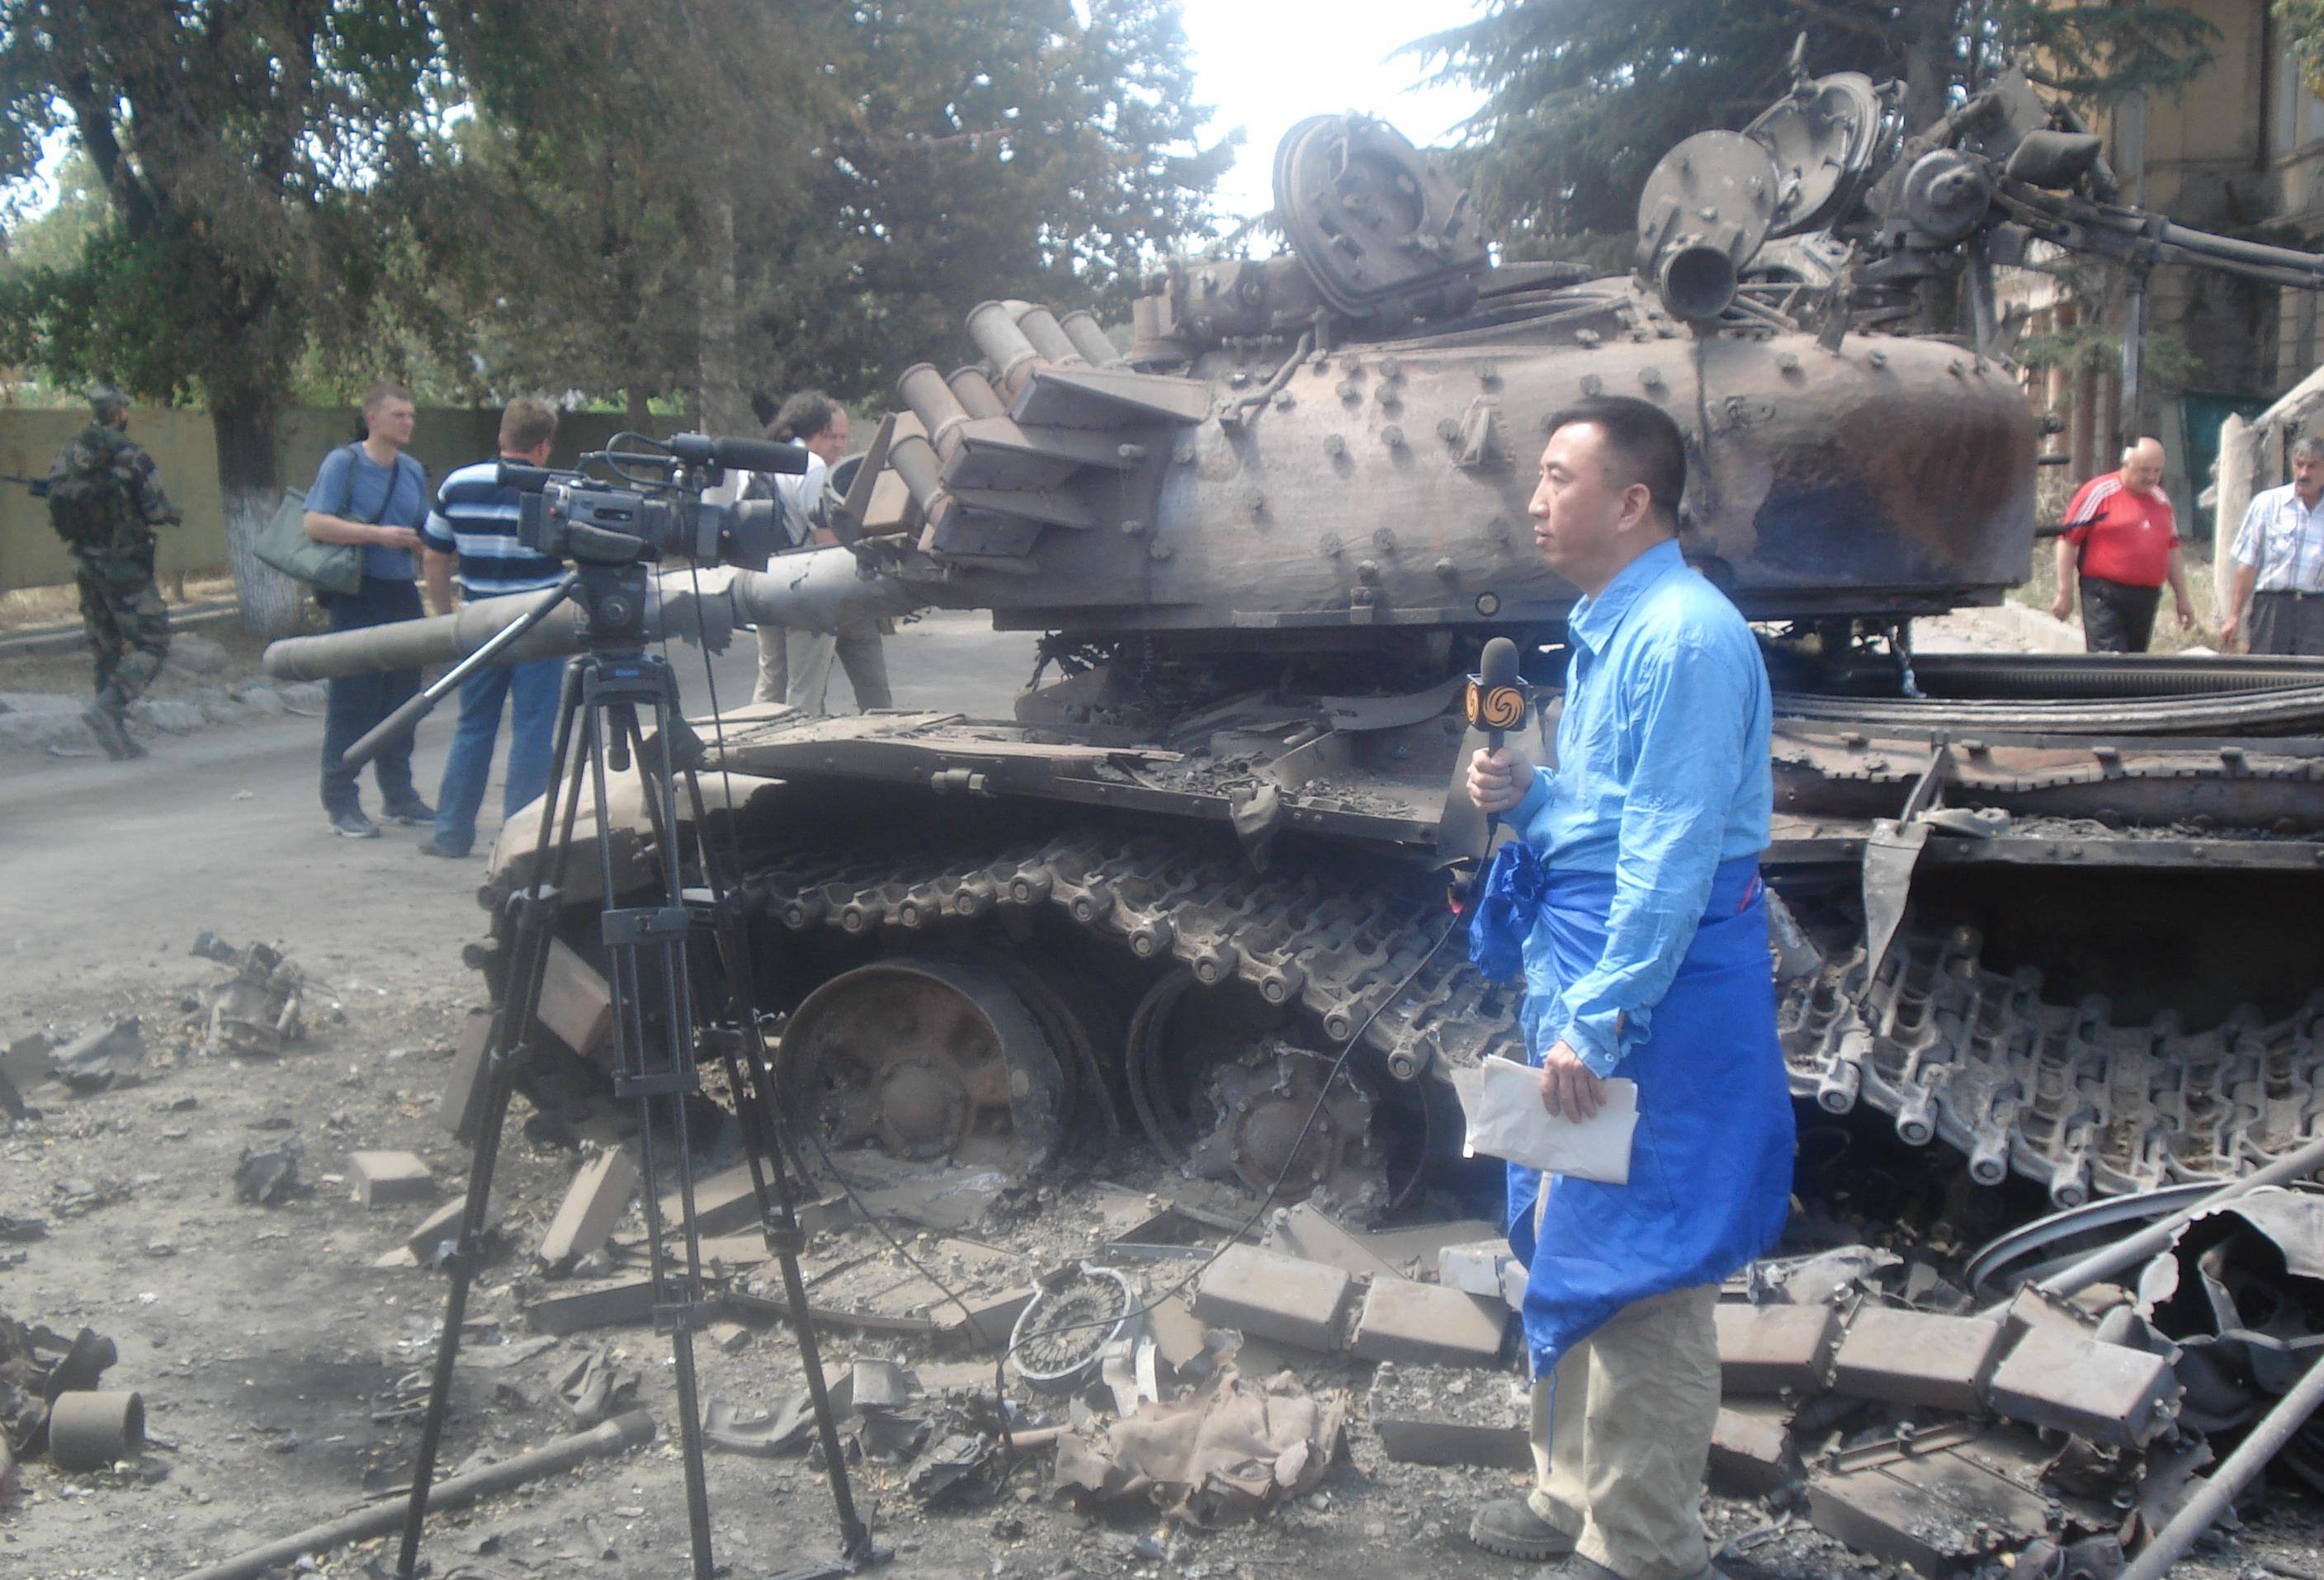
76;560;171;707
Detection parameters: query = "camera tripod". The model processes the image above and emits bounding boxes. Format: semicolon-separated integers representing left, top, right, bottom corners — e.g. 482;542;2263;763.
344;554;876;1580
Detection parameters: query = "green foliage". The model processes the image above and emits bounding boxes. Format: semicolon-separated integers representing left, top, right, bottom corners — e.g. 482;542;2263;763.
2015;323;2201;389
424;0;1229;413
1410;0;2215;251
0;0;1225;440
0;2;449;429
780;0;1230;402
0;148;106;275
2281;0;2324;99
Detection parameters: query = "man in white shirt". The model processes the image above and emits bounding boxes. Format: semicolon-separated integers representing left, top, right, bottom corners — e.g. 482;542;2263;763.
2223;436;2324;656
749;391;891;713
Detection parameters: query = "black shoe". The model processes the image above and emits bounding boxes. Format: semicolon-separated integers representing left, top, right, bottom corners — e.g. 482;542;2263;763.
81;701;142;762
329;809;380;839
415;837;470;859
383;799;435;826
1468;1500;1578;1563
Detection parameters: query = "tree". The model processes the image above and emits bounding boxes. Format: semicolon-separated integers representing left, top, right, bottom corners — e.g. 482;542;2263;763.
0;0;1225;631
0;1;447;633
1410;0;2217;257
429;0;1229;418
771;0;1230;403
425;1;837;431
2279;0;2324;100
0;148;106;281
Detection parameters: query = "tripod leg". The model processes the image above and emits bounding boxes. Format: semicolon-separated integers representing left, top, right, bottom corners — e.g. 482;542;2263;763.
665;725;874;1562
593;688;718;1578
396;658;591;1579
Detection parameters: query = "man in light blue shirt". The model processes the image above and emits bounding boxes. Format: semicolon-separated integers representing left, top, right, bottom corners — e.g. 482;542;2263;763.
2223;436;2324;656
1465;397;1793;1580
301;383;433;840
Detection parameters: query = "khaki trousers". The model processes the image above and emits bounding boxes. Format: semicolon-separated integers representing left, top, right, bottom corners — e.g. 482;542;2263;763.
1526;1283;1721;1580
755;623;892;713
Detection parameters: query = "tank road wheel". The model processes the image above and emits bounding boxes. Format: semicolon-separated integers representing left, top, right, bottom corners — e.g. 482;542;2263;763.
1126;969;1389;1213
777;957;1067;1176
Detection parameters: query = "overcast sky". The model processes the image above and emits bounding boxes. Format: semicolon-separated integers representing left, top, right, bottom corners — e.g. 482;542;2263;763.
1177;0;1489;227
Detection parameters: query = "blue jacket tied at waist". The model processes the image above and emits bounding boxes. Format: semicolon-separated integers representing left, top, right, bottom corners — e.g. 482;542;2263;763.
1467;538;1793;1376
1503;861;1793;1375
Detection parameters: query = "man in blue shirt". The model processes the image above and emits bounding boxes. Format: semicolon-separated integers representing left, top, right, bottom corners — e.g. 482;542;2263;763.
413;399;568;859
1465;398;1794;1580
301;383;433;839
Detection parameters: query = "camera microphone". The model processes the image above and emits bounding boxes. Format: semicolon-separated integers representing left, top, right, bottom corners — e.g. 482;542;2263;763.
666;432;811;474
496;463;560;492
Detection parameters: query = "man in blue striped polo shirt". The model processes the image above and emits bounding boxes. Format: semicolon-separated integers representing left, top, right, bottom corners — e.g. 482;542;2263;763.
414;399;567;859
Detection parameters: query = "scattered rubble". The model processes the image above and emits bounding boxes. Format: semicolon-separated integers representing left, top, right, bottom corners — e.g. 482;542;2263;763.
1055;1368;1346;1525
0;1315;151;1479
50;1017;145;1092
203;942;305;1056
232;1142;304;1206
21;950;2324;1580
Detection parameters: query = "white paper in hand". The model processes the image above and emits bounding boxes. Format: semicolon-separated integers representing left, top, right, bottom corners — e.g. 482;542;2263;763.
1461;1055;1638;1185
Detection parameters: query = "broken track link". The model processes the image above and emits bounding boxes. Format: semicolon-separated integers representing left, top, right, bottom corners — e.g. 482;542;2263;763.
738;827;1519;1090
1783;928;2324;1204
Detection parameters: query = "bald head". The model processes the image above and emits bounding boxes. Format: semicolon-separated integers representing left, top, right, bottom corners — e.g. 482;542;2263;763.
2120;437;2166;495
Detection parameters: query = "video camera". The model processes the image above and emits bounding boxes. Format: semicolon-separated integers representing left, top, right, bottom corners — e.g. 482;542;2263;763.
500;430;809;571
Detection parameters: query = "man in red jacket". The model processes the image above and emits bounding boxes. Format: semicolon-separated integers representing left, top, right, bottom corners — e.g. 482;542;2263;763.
2049;437;2195;653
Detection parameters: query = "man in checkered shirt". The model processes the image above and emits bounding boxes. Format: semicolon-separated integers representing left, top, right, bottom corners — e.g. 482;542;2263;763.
2223;436;2324;657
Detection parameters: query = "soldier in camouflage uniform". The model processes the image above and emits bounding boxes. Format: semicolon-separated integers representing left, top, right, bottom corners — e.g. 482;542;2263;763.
45;385;181;760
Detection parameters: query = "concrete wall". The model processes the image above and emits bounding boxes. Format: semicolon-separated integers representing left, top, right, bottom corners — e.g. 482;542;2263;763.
1;407;669;592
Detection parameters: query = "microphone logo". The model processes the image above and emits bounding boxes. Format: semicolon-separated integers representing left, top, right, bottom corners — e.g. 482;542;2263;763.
1466;679;1525;732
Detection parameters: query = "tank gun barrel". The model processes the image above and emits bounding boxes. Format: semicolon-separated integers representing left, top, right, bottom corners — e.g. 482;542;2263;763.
1995;183;2324;291
262;551;928;682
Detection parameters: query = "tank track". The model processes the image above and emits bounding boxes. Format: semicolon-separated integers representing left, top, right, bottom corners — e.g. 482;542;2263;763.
738;826;2324;1203
738;826;1521;1083
1783;928;2324;1205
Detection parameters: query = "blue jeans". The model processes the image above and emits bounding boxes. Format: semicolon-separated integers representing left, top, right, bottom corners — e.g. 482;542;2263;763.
320;578;423;816
432;653;565;855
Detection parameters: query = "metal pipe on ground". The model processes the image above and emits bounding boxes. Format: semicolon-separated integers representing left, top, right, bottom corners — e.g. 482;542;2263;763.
0;601;243;659
177;1409;655;1580
2117;1346;2324;1580
1977;1132;2324;1319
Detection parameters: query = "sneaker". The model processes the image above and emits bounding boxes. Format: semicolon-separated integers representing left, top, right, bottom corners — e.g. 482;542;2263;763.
415;837;470;859
383;798;436;826
81;701;143;762
1468;1499;1577;1563
329;809;380;839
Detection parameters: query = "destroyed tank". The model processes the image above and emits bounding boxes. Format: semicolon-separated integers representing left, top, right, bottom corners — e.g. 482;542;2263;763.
267;63;2324;1220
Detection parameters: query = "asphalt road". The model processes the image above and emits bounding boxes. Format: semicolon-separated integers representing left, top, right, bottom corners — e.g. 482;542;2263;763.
0;611;1039;1021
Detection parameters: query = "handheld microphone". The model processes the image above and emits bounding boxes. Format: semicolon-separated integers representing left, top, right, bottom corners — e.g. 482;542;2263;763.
1467;636;1528;753
665;432;811;474
1454;635;1533;907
